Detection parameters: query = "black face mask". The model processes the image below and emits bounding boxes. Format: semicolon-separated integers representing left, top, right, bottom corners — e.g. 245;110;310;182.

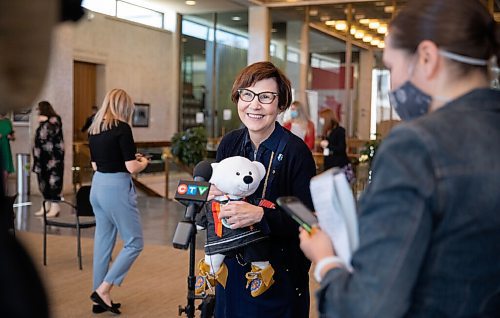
388;49;489;121
388;81;432;121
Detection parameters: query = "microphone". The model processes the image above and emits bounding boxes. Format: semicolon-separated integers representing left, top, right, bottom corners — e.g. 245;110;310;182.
193;160;212;182
173;161;212;249
184;161;212;219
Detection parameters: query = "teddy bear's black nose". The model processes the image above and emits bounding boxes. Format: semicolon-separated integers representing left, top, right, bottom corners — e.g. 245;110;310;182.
243;175;253;184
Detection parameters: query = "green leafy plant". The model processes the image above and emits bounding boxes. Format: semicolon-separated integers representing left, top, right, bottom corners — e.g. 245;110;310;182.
359;138;380;165
170;127;207;172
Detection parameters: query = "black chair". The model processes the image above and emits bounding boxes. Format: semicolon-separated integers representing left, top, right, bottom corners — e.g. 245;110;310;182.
5;194;18;237
43;185;96;270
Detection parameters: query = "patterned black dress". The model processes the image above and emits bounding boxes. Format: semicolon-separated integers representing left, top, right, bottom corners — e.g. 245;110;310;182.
32;116;64;200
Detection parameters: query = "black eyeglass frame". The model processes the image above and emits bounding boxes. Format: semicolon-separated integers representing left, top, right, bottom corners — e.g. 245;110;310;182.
237;88;278;104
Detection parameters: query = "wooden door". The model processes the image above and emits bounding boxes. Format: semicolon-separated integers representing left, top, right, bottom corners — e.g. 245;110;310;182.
73;61;96;142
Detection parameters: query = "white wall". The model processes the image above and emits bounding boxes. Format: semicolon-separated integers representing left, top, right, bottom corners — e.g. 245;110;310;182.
11;13;178;195
73;13;178;141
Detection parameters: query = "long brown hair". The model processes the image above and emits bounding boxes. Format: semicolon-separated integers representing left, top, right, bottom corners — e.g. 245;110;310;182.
320;108;339;137
37;101;58;117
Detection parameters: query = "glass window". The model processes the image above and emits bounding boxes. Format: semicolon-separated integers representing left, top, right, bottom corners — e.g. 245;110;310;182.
82;0;116;16
116;1;163;29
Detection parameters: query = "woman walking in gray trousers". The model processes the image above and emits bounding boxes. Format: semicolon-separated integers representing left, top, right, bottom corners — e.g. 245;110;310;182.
87;88;149;314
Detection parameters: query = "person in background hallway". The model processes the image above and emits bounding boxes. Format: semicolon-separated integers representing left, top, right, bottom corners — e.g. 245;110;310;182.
300;0;500;317
283;101;316;150
319;108;349;171
81;105;98;133
33;101;64;218
88;88;149;315
0;113;15;191
210;61;316;317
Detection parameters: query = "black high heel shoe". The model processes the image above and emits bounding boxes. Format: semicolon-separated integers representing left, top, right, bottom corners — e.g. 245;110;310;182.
90;291;121;315
92;302;121;314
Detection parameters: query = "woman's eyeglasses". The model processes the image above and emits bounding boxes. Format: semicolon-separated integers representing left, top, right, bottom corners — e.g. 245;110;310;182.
238;88;278;104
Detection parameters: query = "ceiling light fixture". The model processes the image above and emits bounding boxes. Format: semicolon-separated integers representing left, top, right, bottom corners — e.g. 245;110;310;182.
325;20;336;26
350;27;356;35
354;31;364;39
378;41;385;49
371;39;380;46
185;0;196;6
368;21;380;29
377;25;387;34
363;35;373;42
309;9;318;16
334;21;347;31
384;6;394;13
231;16;241;21
359;18;370;25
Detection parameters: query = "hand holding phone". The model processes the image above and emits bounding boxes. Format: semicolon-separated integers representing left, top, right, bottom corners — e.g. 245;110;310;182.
277;196;318;234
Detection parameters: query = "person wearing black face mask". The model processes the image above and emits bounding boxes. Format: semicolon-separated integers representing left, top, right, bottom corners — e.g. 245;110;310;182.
299;0;500;317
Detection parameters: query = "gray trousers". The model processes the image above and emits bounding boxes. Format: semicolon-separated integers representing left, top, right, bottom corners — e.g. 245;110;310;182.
90;172;144;290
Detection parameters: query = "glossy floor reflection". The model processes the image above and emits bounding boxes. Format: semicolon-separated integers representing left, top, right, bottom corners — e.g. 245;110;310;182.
13;190;205;248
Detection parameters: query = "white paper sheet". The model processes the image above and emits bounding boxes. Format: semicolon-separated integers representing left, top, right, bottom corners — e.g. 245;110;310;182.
310;168;359;271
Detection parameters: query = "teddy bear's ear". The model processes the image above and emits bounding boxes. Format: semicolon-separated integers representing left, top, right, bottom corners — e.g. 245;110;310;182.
253;161;266;179
209;162;219;183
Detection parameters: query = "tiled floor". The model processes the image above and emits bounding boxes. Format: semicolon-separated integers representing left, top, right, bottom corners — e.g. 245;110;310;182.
13;188;205;248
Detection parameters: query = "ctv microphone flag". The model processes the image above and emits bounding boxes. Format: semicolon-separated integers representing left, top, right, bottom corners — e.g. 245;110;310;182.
175;180;211;205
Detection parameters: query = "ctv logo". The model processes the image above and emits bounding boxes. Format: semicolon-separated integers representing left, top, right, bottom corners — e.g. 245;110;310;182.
177;183;209;196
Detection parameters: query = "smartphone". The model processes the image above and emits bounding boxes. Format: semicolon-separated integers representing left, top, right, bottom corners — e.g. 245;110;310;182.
277;196;318;233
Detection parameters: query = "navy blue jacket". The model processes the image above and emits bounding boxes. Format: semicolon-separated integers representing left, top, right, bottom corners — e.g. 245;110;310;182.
317;88;500;317
215;122;316;318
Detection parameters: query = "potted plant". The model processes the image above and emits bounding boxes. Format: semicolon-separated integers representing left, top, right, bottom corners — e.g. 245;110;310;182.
358;137;380;182
170;126;207;174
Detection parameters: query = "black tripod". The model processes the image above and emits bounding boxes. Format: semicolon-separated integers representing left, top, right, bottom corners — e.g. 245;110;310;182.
173;161;215;317
174;207;215;318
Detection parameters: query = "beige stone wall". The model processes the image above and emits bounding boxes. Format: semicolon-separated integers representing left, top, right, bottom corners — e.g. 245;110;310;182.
11;13;177;195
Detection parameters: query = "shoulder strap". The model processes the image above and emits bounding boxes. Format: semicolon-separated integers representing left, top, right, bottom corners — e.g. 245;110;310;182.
261;131;289;198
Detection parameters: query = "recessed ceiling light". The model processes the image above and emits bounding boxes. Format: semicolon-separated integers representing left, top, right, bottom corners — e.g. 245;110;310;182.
309;9;318;16
185;0;196;6
384;6;394;13
369;21;380;29
232;16;241;21
271;28;277;33
377;25;387;34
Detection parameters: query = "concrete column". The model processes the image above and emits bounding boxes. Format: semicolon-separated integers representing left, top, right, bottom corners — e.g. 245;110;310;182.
357;50;374;140
248;6;270;65
298;9;309;105
344;4;353;137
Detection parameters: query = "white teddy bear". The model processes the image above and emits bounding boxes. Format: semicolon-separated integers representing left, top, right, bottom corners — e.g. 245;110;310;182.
195;156;276;297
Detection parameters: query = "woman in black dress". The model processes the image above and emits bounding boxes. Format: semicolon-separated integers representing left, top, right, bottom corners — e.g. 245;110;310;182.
33;101;64;217
320;108;349;170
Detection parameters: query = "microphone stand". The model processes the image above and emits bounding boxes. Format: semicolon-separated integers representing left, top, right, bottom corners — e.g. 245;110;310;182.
177;204;213;318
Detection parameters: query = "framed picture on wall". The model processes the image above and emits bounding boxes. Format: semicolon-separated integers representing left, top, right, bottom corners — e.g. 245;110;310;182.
12;109;31;126
132;103;150;127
